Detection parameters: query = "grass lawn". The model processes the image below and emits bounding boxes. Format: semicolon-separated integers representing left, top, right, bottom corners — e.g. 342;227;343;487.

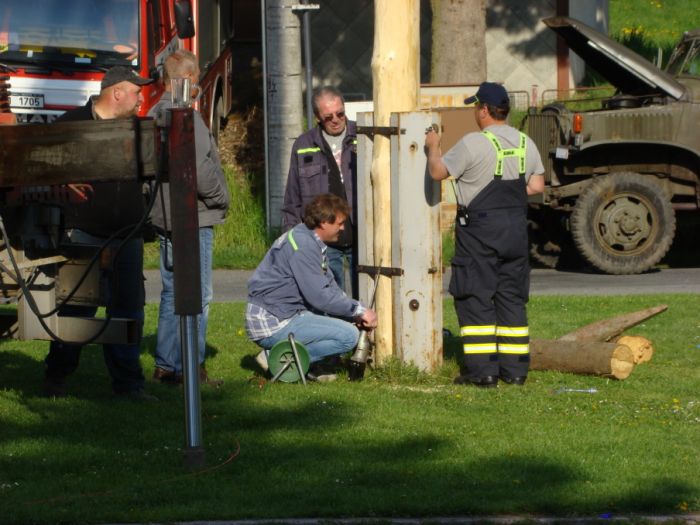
0;294;698;524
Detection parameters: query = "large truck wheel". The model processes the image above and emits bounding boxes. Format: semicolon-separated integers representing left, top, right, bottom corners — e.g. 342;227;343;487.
570;172;675;274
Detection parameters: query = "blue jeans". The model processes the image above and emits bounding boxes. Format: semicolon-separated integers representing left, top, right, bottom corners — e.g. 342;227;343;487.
154;227;213;374
257;311;359;363
327;245;356;297
44;237;145;394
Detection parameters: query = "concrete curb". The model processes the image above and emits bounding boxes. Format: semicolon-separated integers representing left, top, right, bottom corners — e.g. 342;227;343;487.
106;514;700;525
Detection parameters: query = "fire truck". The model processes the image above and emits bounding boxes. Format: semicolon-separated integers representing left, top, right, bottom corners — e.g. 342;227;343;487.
0;0;233;140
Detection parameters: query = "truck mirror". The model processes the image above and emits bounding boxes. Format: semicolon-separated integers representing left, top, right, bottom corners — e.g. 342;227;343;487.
174;0;195;39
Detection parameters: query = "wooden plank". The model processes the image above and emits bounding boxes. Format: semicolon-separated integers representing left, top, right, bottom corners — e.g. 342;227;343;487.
0;118;157;188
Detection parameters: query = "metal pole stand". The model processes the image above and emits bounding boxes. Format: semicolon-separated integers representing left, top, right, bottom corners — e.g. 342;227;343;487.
168;108;205;469
180;314;204;469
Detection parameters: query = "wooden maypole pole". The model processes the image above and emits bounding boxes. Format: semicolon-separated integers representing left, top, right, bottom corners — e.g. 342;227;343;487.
370;0;420;363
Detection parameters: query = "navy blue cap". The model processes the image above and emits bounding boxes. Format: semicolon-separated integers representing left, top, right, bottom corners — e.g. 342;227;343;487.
464;82;509;106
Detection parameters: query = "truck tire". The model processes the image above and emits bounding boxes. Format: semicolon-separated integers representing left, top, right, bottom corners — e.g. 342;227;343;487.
570;172;675;274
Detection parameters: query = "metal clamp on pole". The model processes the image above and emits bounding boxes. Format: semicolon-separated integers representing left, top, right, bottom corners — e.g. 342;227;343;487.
355;126;406;140
356;264;404;277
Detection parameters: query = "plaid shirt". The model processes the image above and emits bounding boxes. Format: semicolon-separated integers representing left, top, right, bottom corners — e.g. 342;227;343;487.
245;302;293;341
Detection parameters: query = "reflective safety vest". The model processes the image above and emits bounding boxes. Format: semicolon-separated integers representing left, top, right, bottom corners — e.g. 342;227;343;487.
481;130;527;177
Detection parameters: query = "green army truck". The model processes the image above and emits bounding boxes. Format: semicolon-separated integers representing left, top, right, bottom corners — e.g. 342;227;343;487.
525;16;700;274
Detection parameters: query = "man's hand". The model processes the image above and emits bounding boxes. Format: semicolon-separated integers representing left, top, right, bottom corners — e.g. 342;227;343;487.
357;308;378;330
424;126;441;150
424;127;449;181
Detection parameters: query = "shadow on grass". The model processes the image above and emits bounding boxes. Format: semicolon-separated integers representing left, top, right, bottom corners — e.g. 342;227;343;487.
1;341;697;522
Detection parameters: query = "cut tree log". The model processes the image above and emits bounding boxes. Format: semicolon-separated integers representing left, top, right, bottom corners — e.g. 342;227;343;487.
614;335;654;364
530;339;635;380
558;304;667;343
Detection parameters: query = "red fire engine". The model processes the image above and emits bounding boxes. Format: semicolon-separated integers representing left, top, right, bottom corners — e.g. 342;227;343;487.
0;0;233;140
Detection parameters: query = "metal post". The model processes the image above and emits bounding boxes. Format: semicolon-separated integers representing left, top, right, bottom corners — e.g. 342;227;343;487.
180;315;203;468
261;0;270;231
301;0;314;129
390;111;443;371
168;108;205;469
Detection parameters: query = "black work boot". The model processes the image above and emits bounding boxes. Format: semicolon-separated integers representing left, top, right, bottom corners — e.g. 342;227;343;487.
453;375;498;388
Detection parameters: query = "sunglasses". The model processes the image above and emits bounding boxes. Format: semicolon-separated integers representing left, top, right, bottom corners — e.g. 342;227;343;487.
320;111;345;123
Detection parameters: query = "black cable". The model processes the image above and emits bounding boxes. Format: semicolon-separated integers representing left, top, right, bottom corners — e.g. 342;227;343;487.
0;164;165;346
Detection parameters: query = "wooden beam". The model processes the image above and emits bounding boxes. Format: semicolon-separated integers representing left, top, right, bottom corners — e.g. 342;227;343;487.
371;0;420;363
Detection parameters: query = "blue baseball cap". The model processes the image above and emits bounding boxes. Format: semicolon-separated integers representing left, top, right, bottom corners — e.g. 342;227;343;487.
464;82;509;106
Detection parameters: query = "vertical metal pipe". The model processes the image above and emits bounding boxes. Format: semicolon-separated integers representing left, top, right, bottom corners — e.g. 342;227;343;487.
168;108;205;469
181;315;204;468
181;315;202;446
301;0;314;129
261;0;271;231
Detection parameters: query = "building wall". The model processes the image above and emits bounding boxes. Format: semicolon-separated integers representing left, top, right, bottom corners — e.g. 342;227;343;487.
306;0;609;106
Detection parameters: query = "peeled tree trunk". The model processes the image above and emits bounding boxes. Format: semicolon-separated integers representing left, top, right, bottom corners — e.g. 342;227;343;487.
371;0;420;364
430;0;486;83
557;305;665;365
530;339;635;380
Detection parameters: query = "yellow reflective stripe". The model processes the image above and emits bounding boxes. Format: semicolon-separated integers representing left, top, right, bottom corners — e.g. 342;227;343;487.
481;130;527;176
297;147;321;154
287;230;298;251
460;325;496;336
496;326;529;337
499;344;530;354
352;139;357;144
482;131;504;176
463;343;498;354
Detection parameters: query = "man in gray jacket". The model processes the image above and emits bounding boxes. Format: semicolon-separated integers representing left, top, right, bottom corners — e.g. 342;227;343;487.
247;194;377;381
149;49;230;385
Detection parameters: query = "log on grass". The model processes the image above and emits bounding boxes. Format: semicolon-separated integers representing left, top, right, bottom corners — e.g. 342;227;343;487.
530;339;635;380
558;304;668;343
614;335;654;364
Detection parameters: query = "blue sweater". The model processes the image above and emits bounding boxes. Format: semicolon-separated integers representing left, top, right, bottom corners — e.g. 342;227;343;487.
247;223;360;320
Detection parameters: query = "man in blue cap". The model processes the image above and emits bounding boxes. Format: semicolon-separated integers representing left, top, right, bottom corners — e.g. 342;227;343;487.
424;82;545;388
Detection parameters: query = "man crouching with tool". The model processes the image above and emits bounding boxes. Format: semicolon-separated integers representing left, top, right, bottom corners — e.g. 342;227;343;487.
246;194;377;382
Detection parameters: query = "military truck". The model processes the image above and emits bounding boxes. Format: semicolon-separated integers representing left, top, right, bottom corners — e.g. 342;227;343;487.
524;16;700;274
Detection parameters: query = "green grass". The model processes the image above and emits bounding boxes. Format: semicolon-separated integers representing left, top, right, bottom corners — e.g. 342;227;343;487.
609;0;699;60
1;294;699;523
144;167;270;270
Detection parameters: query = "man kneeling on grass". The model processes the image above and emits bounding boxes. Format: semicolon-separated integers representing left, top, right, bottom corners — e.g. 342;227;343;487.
245;193;377;382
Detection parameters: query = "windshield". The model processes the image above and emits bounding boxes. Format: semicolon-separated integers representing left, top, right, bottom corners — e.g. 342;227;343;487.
666;37;700;77
0;0;139;70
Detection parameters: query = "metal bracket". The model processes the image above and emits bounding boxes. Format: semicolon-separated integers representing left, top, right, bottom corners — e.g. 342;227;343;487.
357;264;403;277
356;126;406;140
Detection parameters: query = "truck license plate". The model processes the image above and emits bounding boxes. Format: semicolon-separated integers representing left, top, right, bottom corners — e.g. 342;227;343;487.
10;93;45;109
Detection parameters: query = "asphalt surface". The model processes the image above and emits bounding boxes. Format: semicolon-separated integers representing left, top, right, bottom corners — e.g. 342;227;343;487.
143;267;700;303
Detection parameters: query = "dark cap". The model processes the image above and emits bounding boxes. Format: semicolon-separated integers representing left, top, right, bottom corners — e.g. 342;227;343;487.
464;82;509;107
101;66;154;90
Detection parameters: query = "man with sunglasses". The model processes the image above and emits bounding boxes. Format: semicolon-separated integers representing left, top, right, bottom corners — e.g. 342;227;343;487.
281;86;358;297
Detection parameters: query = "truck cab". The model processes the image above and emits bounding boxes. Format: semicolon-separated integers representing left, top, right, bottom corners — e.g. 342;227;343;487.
525;17;700;274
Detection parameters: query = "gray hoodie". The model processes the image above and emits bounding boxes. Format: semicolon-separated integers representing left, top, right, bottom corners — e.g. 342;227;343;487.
148;92;230;231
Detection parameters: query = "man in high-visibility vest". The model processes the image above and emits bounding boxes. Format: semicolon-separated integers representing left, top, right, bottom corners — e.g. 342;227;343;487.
247;193;377;382
425;82;545;387
281;87;357;297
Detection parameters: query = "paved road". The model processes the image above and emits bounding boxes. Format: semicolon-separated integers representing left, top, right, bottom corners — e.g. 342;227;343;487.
144;267;700;303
